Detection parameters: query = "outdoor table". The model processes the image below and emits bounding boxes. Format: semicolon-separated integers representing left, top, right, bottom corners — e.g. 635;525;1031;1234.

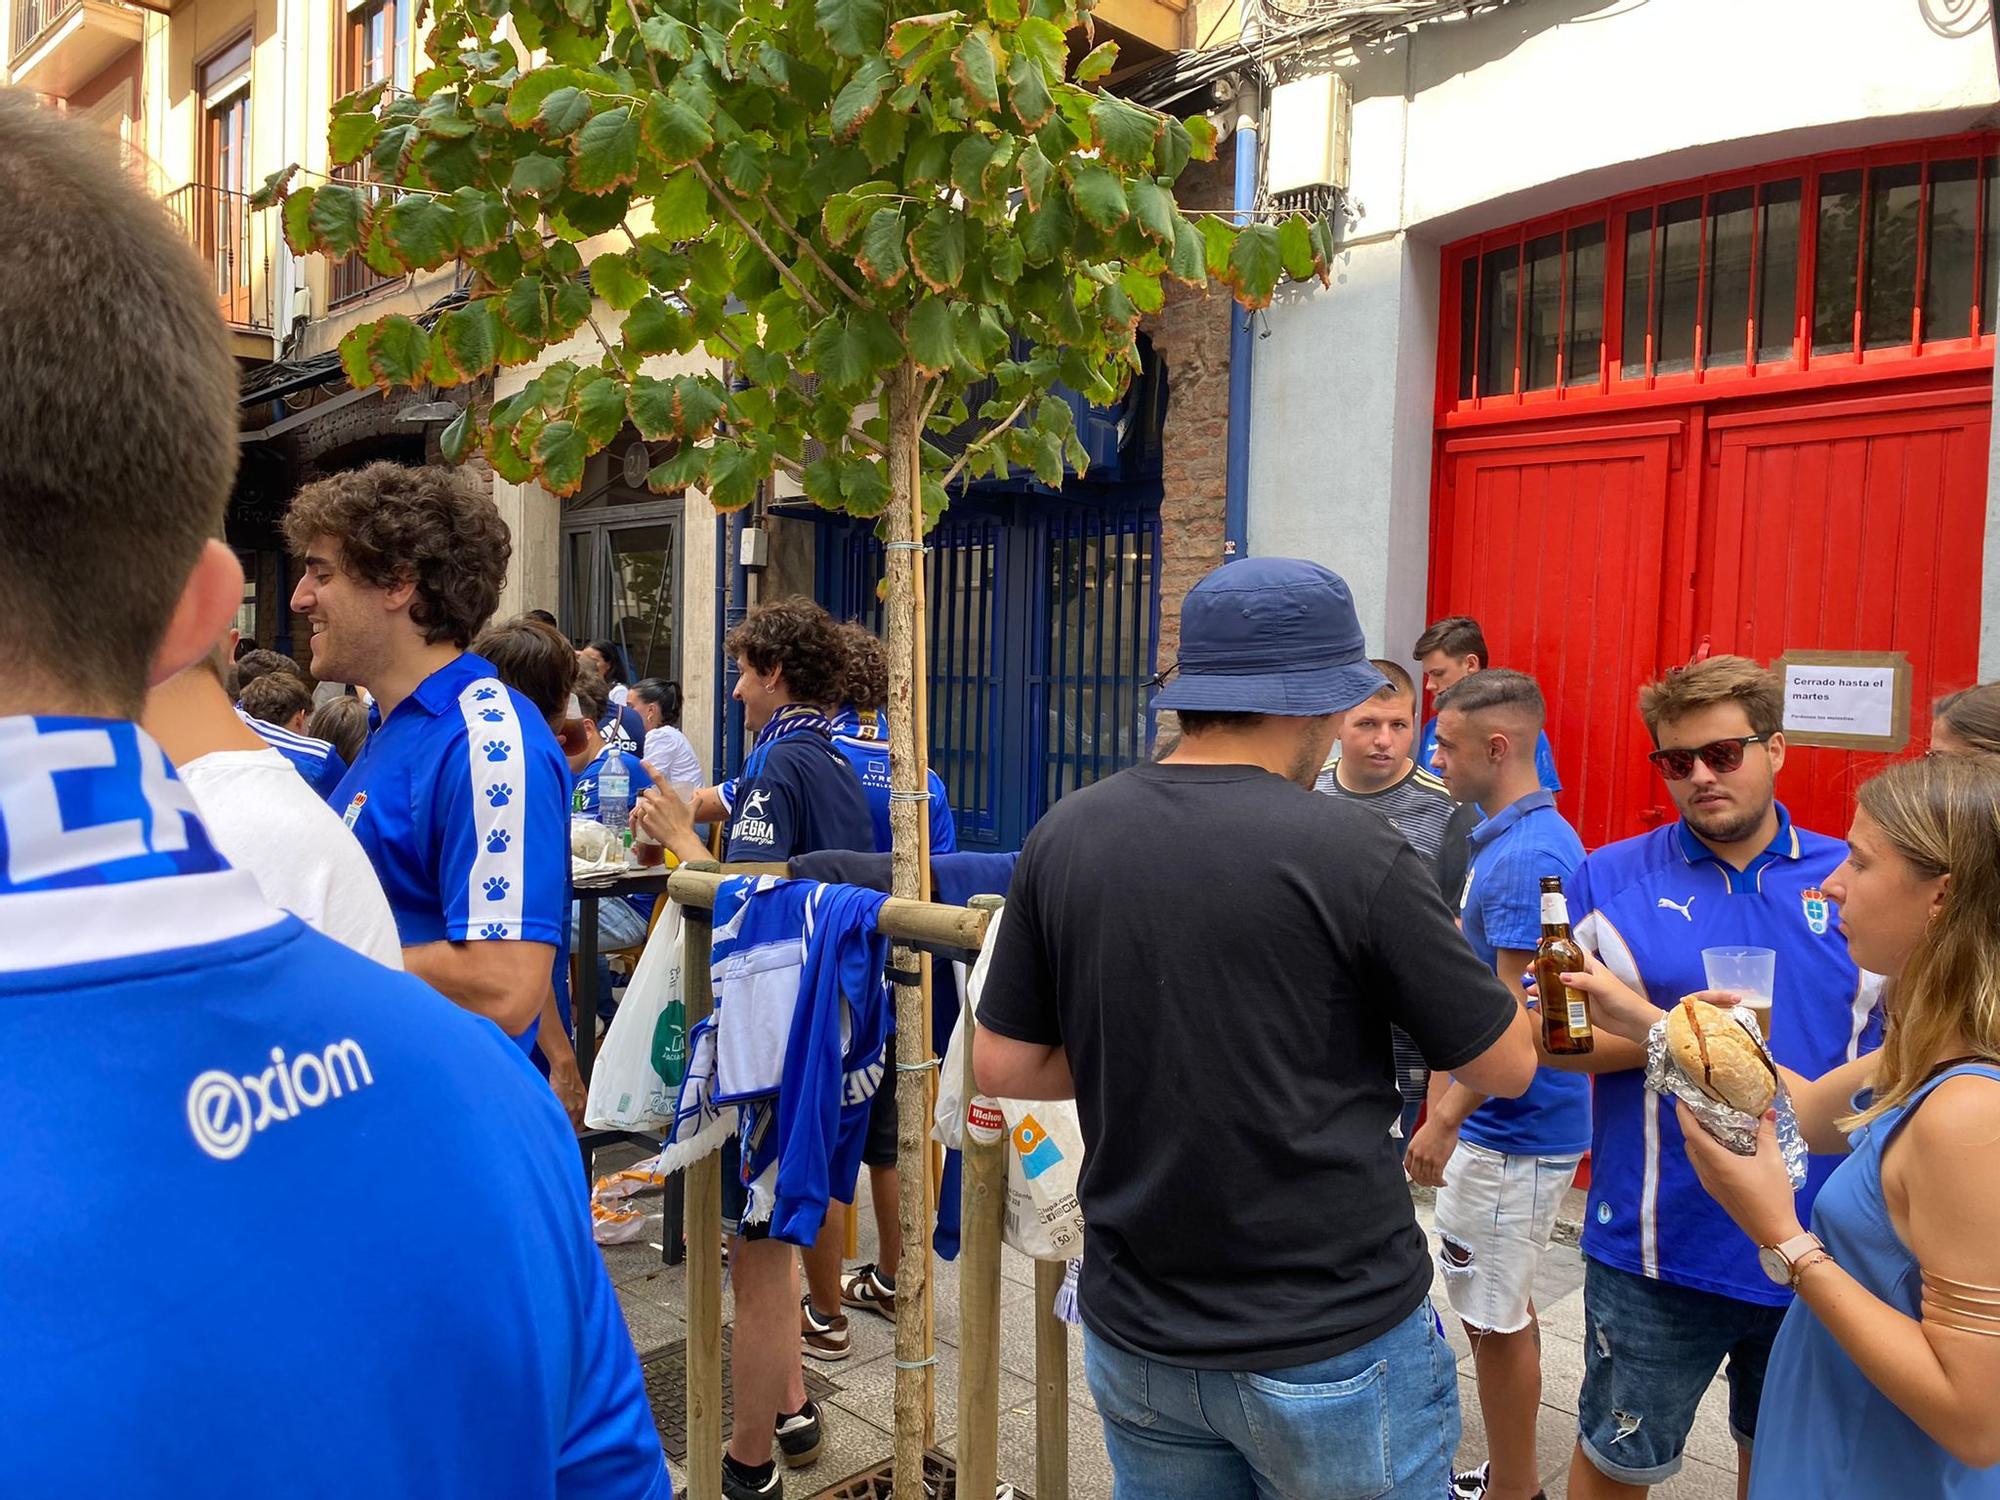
572;864;683;1266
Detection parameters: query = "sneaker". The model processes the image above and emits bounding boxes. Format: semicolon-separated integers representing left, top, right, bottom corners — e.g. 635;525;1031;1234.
774;1398;824;1468
800;1297;851;1362
720;1455;780;1499
840;1263;898;1321
1451;1463;1489;1499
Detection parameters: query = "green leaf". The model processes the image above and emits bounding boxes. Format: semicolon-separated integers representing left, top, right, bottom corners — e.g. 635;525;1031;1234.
720;138;771;195
367;317;431;389
626;375;676;439
952;29;1000;113
307;185;369;257
586;251;646;310
1277;214;1316;282
950;134;1000;202
572;105;642;192
986;231;1024;284
282;188;316;254
675;374;728;436
550;278;594;337
831;56;893;141
809;316;872;389
814;0;885;58
1090;93;1157;171
558;188;631;239
329;111;381;167
537;86;594;140
361;216;405;278
439;406;475;465
575;372;629;445
418;134;483;193
854;206;908;289
506;66;585;127
839;455;890;516
907;209;966;292
1197;214;1234;276
376;194;456;268
371;123;418;177
337;322;375;392
624;295;693;354
802;455;844;509
1309;214;1336;285
1185;112;1217;162
432;299;500;384
1017;140;1053;209
1017;190;1071;265
486;428;535;484
1225;221;1283;309
1131;177;1176;246
650;170;711;239
535;420;590;496
1156;115;1194;181
444;188;505;256
1006;50;1053;130
510;153;568;199
502;275;552;340
641;93;713;168
639;12;695;59
858;106;908;170
1066;163;1128;232
904;128;956;186
906;296;958;375
887;10;957;64
706;441;762;511
1119;267;1166;315
1073;39;1117;83
647;441;709;493
1168;214;1208;287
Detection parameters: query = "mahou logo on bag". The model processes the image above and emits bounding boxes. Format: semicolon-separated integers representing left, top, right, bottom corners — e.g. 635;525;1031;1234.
186;1040;375;1161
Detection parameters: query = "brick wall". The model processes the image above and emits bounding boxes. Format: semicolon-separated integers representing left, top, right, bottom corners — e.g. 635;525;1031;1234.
1142;139;1236;668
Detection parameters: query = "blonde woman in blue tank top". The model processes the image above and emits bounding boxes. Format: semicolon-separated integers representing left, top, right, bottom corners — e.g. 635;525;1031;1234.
1661;754;2000;1496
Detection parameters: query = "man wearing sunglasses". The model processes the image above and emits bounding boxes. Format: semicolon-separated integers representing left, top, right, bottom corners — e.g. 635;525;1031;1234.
1545;656;1882;1500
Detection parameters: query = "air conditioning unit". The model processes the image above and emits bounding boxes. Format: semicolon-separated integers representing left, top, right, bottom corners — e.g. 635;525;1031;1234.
1266;73;1351;199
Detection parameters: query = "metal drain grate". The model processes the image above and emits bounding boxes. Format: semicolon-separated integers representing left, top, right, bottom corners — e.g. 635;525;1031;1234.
641;1331;839;1464
806;1452;1029;1500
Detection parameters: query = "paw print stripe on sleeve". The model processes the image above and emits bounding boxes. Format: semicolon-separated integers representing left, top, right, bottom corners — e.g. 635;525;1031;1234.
457;679;526;938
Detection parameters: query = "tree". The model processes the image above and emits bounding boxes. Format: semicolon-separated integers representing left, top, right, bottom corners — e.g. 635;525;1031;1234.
259;0;1330;1486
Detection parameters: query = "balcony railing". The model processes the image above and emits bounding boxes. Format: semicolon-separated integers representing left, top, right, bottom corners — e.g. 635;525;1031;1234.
10;0;149;91
164;182;276;334
326;159;402;307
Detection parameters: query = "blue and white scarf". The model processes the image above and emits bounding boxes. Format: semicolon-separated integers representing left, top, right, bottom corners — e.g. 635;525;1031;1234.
0;716;279;971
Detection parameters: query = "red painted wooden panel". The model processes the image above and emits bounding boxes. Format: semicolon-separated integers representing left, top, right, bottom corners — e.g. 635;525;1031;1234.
1692;389;1990;840
1431;426;1680;848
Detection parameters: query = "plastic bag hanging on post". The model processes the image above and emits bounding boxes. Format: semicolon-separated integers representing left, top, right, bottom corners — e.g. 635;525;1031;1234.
584;900;688;1132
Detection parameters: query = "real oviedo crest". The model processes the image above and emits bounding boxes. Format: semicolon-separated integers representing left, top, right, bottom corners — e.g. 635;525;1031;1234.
1801;887;1831;936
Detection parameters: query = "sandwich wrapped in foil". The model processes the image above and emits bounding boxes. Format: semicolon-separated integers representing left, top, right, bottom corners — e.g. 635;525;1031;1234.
1644;1004;1807;1188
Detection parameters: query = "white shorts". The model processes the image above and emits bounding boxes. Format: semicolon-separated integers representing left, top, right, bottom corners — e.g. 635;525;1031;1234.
1433;1140;1581;1335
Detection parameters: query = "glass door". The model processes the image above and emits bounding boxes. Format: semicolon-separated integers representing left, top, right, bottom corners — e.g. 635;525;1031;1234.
561;503;681;689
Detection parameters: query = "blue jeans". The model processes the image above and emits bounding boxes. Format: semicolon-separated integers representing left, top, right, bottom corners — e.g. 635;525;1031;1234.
1082;1302;1459;1500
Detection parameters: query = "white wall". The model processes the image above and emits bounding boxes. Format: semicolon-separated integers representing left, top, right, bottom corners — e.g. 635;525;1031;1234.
1248;0;2000;668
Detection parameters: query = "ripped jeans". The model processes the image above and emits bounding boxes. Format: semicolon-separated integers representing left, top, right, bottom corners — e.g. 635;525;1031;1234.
1575;1258;1786;1485
1082;1303;1459;1500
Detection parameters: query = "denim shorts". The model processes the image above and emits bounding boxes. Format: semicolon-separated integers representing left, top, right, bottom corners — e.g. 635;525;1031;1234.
1433;1142;1581;1335
1576;1257;1787;1485
1082;1301;1459;1500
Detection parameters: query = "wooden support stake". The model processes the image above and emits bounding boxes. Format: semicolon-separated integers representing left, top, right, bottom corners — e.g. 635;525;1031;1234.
681;896;723;1500
1035;1259;1070;1500
954;1036;1007;1500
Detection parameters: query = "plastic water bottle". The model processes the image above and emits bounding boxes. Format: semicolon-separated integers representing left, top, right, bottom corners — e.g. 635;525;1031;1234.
598;754;629;841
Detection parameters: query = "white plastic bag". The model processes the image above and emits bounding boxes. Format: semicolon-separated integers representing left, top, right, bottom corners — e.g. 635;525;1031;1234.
936;906;1088;1261
584;900;686;1132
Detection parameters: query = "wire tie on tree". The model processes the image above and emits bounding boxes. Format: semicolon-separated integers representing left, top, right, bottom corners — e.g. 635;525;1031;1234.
893;1355;940;1370
880;540;928;553
895;1057;940;1074
887;789;931;802
885;965;924;987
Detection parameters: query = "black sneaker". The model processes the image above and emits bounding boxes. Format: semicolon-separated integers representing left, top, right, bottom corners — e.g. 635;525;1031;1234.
1451;1463;1489;1499
774;1397;824;1468
800;1296;851;1362
721;1454;781;1499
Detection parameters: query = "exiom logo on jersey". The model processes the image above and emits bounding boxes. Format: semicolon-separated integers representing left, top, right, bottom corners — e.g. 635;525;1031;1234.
186;1040;375;1161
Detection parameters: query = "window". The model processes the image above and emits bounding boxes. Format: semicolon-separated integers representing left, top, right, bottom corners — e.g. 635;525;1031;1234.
1447;135;1998;411
342;0;414;95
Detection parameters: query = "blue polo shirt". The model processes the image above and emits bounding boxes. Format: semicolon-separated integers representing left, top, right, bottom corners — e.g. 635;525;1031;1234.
724;728;874;863
830;707;959;855
1456;789;1591;1158
333;653;570;1052
1420;717;1562;794
1569;806;1882;1305
239;708;349;803
0;715;670;1499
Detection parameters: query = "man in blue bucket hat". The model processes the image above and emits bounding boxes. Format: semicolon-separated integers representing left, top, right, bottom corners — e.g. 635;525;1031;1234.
975;557;1538;1499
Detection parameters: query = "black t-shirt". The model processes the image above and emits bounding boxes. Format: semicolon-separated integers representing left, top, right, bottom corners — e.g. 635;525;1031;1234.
725;732;874;862
977;761;1518;1371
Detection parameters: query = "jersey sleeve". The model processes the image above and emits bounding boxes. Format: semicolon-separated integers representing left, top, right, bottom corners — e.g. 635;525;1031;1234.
314;748;350;804
1366;842;1519;1071
436;690;568;946
723;760;801;862
1471;842;1562;956
927;771;959;855
973;838;1061;1046
716;776;738;815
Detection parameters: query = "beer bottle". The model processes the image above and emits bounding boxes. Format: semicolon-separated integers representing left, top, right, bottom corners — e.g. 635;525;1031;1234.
1536;874;1594;1055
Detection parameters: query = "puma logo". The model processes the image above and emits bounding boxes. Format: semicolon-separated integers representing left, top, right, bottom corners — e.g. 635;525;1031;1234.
1658;896;1697;922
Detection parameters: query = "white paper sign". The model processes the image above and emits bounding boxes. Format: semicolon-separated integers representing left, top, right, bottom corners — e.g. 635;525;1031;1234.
1783;664;1897;740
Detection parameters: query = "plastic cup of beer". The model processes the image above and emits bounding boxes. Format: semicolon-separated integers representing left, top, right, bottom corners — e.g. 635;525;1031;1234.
1702;946;1776;1038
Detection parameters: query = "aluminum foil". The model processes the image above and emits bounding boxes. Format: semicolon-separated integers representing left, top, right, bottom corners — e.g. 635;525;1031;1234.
1644;1006;1808;1189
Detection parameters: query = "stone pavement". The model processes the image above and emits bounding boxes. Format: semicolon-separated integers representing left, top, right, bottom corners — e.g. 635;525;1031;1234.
600;1151;1737;1499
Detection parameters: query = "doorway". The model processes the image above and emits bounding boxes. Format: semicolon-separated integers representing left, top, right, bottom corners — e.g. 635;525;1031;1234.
562;498;682;688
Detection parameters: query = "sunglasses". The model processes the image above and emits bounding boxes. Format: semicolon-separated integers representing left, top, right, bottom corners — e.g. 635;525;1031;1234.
1647;734;1770;782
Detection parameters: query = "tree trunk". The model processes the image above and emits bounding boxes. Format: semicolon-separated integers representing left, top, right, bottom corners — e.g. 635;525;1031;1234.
883;356;934;1499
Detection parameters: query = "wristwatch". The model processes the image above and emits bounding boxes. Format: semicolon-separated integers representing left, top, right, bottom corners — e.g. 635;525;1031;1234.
1759;1231;1830;1287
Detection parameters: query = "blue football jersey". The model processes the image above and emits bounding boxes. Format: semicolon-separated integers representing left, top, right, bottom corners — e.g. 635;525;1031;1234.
829;707;959;855
0;715;669;1499
239;707;349;803
1569;807;1883;1305
332;654;570;1050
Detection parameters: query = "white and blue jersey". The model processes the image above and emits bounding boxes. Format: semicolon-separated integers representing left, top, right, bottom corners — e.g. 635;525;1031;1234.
333;653;570;1050
1420;716;1562;795
830;707;959;855
238;706;348;802
1569;806;1884;1306
0;715;669;1498
1456;789;1592;1158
